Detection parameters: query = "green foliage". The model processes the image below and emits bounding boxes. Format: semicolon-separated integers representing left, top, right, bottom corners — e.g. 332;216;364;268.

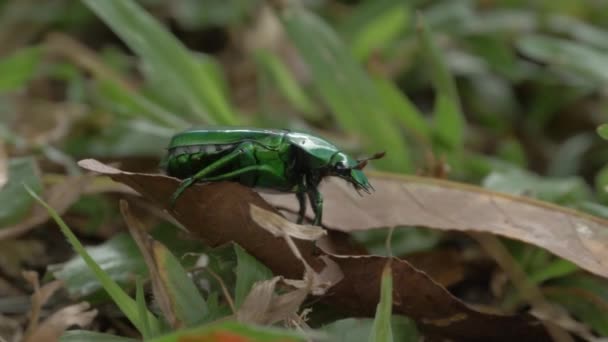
4;0;608;339
282;7;412;172
25;186;161;336
0;157;42;227
61;330;138;342
0;47;41;93
82;0;238;125
234;244;273;308
369;264;394;342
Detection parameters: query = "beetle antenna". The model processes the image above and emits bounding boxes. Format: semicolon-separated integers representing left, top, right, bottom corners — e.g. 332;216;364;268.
355;151;386;169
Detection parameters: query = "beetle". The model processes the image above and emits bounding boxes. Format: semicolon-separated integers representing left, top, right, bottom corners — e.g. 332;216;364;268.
164;127;384;226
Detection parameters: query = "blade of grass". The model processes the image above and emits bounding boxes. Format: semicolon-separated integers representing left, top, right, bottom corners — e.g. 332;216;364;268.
121;200;208;327
598;124;608;140
24;185;160;336
234;244;273;308
373;77;430;143
0;46;41;93
135;277;151;339
368;262;393;342
282;7;411;172
416;14;465;152
254;49;321;121
82;0;238;125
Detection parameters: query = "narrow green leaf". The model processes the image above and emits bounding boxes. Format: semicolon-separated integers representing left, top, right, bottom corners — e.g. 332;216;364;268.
25;186;160;335
82;0;238;125
136;277;151;339
0;157;42;227
154;242;209;326
60;330;138;342
234;244;273;308
254;50;320;120
417;14;465;151
373;77;430;141
350;3;410;60
433;94;464;150
0;47;41;93
369;262;393;342
529;260;579;284
323;317;418;342
95;79;188;129
282;7;411;172
517;34;608;84
598;124;608;140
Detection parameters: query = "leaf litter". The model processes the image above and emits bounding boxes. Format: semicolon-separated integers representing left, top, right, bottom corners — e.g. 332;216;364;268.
263;172;608;279
22;271;96;342
75;158;585;341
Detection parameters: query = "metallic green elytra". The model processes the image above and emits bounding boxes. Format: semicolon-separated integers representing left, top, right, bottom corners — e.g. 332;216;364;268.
164;127;385;226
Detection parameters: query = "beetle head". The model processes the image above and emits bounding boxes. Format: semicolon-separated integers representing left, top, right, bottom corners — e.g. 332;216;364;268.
329;151;385;194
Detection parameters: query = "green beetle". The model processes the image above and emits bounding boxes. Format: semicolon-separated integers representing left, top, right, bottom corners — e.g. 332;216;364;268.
164;127;384;225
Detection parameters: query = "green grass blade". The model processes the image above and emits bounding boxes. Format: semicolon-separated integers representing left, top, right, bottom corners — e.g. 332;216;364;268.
95;79;189;129
344;1;410;61
0;46;41;93
154;241;209;326
254;50;320;121
234;244;273;308
135;277;152;339
369;262;393;342
24;185;160;335
82;0;238;125
282;7;411;172
417;14;465;151
598;124;608;140
373;77;430;142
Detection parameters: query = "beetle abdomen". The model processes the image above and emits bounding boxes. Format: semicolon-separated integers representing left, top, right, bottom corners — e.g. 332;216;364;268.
165;143;237;179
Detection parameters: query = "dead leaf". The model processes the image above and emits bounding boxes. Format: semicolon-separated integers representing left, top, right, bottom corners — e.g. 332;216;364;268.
401;249;465;288
22;271;96;342
236;276;308;325
77;159;555;341
0;240;45;277
23;302;97;342
22;271;63;336
120;200;180;328
249;205;326;240
263;173;608;279
0;314;22;342
0;175;90;240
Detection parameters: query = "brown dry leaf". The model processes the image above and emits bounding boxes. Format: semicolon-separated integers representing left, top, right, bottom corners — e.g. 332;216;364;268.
0;314;22;342
263;173;608;279
0;240;45;277
23;302;97;342
0;175;90;240
78;159;556;341
401;249;465;288
22;270;64;336
22;271;95;342
236;276;308;325
119;199;180;328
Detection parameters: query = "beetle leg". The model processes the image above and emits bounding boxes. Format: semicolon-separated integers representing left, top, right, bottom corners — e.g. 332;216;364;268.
296;190;307;224
307;186;323;226
170;144;251;206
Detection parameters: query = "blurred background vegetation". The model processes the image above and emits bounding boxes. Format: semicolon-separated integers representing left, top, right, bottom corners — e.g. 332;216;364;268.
2;0;608;340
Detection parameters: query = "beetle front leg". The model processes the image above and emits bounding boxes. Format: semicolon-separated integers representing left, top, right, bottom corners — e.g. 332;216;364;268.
307;186;323;226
